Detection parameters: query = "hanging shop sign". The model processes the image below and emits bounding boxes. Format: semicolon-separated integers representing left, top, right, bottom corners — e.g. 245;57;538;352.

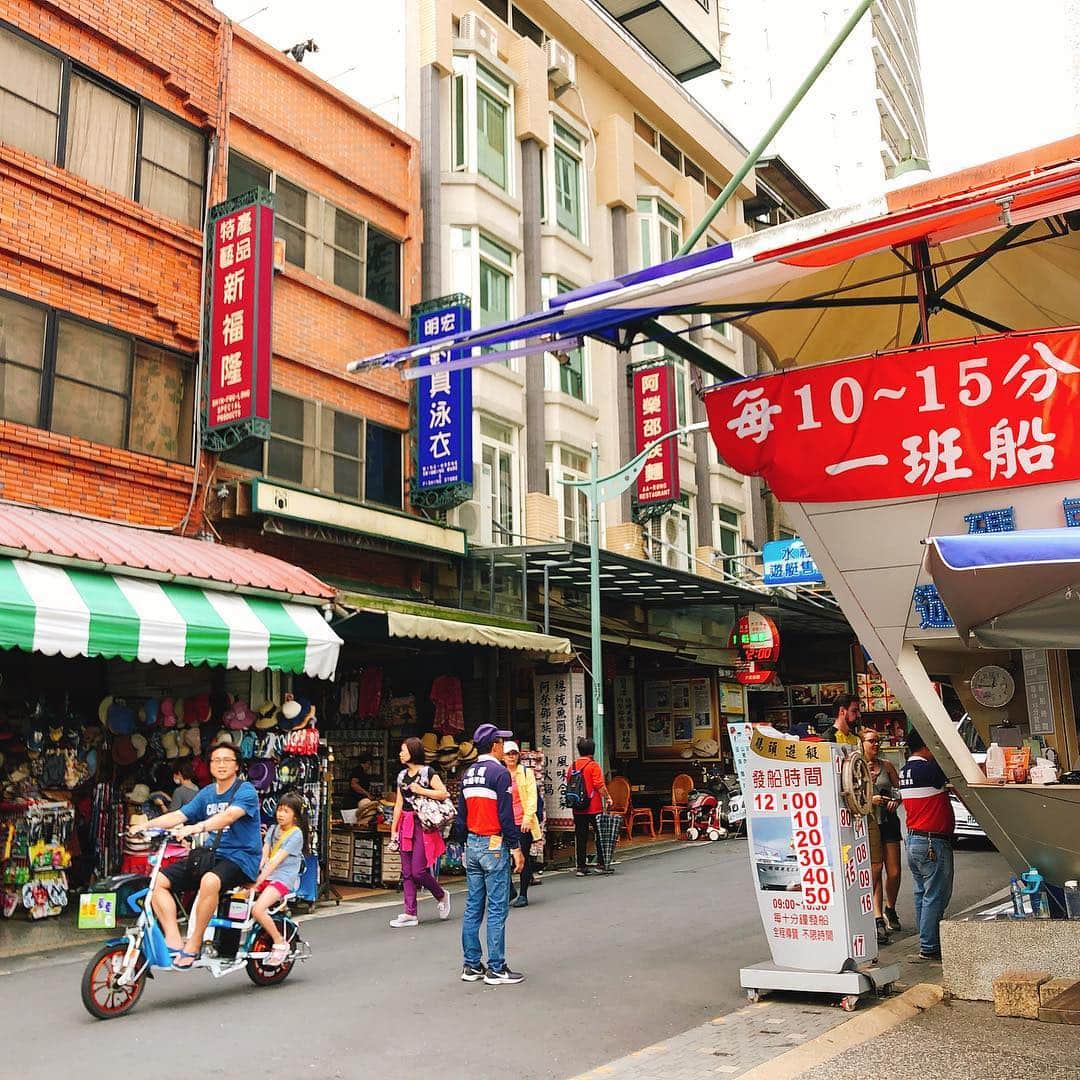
633;362;680;507
613;675;637;758
745;732;877;972
204;190;274;450
762;538;824;585
731;611;781;686
704;327;1080;503
534;671;587;829
411;295;473;507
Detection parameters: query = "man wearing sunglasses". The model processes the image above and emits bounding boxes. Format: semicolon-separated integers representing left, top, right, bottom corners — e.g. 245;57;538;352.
137;742;262;968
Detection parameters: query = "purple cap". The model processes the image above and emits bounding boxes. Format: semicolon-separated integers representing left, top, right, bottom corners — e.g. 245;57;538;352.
473;723;513;750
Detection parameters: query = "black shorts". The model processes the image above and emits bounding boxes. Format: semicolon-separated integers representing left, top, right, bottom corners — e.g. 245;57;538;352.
879;814;902;844
162;853;250;894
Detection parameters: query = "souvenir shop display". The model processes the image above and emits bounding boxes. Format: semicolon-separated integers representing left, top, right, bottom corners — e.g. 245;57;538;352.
1;802;75;920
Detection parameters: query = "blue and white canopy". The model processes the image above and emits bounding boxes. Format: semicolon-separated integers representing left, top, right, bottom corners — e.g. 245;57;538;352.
927;529;1080;647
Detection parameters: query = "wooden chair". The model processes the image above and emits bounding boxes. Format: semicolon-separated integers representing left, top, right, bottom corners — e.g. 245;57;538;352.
658;773;695;838
607;777;655;839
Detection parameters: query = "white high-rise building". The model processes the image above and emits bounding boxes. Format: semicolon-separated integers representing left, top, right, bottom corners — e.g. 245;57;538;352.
693;0;928;206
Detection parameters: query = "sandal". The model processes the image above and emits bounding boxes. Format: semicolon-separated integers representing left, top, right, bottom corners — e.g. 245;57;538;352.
266;941;290;968
173;949;200;970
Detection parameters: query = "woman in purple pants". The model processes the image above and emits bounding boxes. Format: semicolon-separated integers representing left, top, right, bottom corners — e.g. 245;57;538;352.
389;737;452;928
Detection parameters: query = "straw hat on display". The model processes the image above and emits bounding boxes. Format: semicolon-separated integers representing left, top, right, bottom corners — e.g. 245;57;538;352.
126;783;151;805
161;730;181;759
692;736;720;758
254;700;279;730
457;740;478;764
129;733;148;759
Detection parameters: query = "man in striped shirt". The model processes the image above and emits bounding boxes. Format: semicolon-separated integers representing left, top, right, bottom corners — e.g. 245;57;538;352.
455;723;524;985
899;729;955;962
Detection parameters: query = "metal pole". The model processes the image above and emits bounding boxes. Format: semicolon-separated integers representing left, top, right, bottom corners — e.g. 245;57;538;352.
677;0;875;256
589;441;605;777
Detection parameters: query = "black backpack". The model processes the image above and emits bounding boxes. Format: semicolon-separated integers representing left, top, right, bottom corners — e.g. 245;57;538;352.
563;765;588;810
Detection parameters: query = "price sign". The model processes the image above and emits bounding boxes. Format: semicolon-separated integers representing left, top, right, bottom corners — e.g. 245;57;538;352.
78;892;117;929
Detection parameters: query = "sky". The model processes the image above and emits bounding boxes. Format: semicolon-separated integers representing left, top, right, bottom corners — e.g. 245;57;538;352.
215;0;1080;187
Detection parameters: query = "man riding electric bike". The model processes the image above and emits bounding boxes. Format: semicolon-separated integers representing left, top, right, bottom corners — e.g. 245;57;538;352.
134;741;262;969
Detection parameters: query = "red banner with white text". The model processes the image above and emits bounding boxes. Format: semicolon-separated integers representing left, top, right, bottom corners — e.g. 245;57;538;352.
634;361;680;506
704;328;1080;503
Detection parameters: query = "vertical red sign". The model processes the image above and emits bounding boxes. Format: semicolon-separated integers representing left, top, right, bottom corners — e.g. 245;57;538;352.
634;362;680;506
206;196;273;437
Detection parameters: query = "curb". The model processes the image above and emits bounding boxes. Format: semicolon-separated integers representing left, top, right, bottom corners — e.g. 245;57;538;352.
736;982;944;1080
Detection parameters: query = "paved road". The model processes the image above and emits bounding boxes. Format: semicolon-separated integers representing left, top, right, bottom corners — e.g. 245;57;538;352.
2;838;1004;1080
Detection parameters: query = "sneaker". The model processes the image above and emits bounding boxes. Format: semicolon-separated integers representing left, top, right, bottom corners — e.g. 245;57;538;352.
461;963;486;982
596;865;614;875
884;906;902;931
575;869;589;877
510;895;529;908
483;965;525;985
907;951;941;964
437;893;452;921
389;913;419;928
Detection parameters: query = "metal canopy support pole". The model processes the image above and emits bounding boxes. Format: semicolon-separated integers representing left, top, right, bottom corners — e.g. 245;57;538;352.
589;441;606;777
676;0;875;257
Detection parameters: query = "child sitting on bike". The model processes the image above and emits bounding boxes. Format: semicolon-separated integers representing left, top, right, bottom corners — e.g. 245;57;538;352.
253;792;308;967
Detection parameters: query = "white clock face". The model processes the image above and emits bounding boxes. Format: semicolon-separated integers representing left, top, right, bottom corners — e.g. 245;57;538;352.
970;665;1015;708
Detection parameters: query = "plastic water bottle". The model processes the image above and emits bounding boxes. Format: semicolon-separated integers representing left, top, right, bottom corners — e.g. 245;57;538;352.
1010;875;1026;917
1020;867;1051;919
1064;881;1080;920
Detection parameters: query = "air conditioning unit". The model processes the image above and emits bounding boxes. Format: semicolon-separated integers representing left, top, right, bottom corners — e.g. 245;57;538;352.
452;461;494;545
545;38;575;89
459;11;499;57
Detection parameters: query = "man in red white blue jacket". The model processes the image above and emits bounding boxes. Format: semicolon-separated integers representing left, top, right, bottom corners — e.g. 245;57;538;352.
455;723;523;985
899;729;955;962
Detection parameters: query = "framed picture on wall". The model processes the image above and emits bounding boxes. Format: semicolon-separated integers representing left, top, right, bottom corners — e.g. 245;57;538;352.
788;684;818;707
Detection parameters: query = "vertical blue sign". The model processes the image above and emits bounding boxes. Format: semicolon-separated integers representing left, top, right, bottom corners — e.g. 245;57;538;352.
415;300;473;489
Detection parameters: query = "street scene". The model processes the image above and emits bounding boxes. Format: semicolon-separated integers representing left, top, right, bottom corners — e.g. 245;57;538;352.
2;1;1080;1077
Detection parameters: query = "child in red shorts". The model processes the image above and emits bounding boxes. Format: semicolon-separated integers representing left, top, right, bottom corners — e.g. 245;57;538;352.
252;792;308;966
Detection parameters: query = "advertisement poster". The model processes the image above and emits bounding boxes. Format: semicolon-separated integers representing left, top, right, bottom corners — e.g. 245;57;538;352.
722;683;746;715
613;675;637;758
534;672;587;829
706;327;1080;503
692;678;714;730
744;732;877;972
645;712;673;748
642;674;720;759
727;722;751;824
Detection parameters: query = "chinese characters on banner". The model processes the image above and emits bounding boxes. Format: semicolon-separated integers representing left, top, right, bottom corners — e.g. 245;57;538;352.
633;362;680;506
534;671;587;828
762;538;824;585
414;300;473;491
745;732;876;972
704;328;1080;503
613;675;637;758
206;195;273;437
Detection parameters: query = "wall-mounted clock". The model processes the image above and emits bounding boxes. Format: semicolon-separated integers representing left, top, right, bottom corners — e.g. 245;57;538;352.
969;665;1015;709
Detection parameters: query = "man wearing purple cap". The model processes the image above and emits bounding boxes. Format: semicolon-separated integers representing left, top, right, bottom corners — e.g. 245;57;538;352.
455;722;525;984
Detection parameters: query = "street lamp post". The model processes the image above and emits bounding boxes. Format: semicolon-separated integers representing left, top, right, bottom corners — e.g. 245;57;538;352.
565;422;710;777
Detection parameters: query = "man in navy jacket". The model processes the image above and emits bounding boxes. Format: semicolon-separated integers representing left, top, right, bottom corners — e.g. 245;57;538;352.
455;723;524;985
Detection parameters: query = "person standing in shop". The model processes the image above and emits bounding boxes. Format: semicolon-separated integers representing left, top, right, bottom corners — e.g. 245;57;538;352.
345;752;376;811
455;723;525;984
824;694;862;746
899;729;955;963
503;742;540;908
569;737;612;876
388;737;451;928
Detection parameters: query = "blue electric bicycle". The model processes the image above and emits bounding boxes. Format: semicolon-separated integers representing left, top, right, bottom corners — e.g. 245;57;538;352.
80;829;309;1019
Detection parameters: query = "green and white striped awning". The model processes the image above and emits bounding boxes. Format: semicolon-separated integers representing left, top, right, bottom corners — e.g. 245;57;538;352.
0;558;342;679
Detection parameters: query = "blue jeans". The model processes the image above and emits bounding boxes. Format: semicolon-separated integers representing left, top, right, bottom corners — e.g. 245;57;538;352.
906;835;954;956
461;834;511;971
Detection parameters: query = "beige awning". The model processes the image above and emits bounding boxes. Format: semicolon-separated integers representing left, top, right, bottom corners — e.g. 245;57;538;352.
386;610;572;656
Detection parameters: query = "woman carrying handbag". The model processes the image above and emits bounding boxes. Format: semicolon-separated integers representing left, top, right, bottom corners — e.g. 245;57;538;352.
389;737;452;928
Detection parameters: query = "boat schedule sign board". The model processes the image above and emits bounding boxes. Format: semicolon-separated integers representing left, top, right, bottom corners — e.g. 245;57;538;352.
205;191;274;442
745;732;877;973
534;671;587;829
704;327;1080;504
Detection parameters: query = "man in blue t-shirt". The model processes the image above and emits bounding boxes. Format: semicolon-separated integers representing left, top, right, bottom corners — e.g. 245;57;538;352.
137;743;262;968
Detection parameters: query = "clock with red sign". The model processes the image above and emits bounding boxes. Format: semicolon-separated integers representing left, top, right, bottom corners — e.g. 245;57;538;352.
730;611;781;686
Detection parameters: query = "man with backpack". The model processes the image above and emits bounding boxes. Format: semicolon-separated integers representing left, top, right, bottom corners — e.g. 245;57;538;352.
566;737;612;876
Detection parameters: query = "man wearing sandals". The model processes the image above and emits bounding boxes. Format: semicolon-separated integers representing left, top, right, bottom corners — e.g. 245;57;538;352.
135;743;262;969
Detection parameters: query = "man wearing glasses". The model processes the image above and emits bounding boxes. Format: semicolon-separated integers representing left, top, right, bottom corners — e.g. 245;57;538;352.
137;742;263;968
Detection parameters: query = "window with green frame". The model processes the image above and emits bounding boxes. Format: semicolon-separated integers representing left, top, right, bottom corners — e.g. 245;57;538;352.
637;196;681;267
476;67;510;189
553;122;583;239
479;233;512;347
545;277;585;399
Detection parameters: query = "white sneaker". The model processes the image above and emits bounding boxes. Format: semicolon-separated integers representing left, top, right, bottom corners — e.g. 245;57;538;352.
389;913;419;928
438;892;452;920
